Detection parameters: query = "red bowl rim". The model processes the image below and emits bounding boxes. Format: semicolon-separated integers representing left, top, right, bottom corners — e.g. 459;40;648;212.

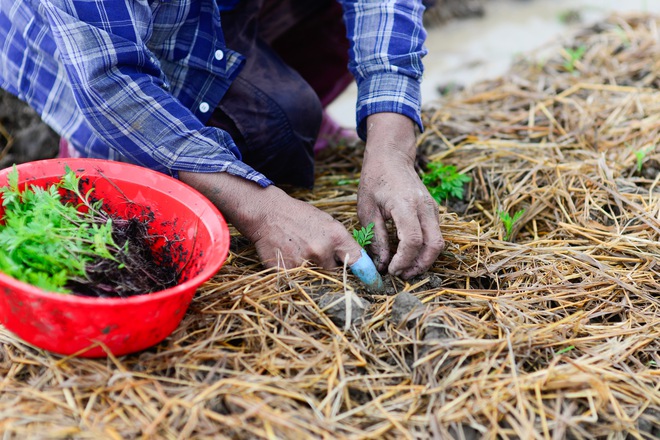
0;158;230;305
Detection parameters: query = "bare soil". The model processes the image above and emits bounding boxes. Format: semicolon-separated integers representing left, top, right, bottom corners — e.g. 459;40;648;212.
0;91;58;169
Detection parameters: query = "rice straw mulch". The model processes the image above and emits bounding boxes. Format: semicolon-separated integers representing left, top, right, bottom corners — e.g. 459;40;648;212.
1;13;660;440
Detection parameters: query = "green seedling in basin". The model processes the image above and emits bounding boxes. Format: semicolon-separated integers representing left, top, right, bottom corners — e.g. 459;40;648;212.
352;222;375;248
0;166;123;293
422;162;471;203
0;166;178;298
499;209;525;241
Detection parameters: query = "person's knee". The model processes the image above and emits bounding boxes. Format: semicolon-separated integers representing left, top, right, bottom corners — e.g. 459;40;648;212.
210;39;324;186
271;80;323;150
252;82;321;187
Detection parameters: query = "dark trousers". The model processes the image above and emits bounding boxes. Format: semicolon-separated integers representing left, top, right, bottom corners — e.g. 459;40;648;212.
207;0;352;188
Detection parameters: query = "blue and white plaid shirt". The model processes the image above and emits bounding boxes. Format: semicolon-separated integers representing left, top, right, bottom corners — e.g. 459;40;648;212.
0;0;427;185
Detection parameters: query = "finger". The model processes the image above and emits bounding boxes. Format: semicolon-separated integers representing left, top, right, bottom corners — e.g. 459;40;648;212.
367;214;390;272
387;204;425;277
400;201;444;279
358;195;391;271
257;248;296;270
333;234;365;268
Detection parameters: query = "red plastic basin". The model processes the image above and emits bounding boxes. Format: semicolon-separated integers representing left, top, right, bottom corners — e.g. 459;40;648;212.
0;158;230;357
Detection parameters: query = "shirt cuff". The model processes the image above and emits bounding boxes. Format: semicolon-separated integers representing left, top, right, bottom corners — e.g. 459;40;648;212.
150;127;273;187
354;71;424;141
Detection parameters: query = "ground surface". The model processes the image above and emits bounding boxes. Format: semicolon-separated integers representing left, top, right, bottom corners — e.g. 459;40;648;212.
0;92;58;169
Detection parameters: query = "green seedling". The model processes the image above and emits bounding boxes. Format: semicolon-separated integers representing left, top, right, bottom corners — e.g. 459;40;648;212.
422;162;471;203
563;45;586;72
557;9;580;25
352;222;375;248
499;209;525;241
635;149;646;173
438;81;461;96
555;345;576;355
0;166;123;293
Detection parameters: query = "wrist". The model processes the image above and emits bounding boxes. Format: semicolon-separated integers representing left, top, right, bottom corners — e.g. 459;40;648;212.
179;171;280;239
364;113;417;165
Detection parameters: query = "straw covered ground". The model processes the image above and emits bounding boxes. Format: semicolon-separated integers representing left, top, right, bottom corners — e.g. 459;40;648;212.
1;12;660;440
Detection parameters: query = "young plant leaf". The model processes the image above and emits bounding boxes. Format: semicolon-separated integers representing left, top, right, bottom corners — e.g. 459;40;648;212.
0;167;123;293
563;45;586;72
352;222;375;248
422;162;471;203
635;150;646;173
499;209;526;241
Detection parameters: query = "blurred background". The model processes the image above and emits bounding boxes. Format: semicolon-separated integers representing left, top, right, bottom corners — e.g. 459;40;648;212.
327;0;660;128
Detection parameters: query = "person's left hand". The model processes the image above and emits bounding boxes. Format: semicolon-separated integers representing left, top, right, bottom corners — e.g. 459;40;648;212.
357;112;444;279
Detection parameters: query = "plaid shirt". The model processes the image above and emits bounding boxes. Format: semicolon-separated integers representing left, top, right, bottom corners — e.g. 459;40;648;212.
0;0;427;184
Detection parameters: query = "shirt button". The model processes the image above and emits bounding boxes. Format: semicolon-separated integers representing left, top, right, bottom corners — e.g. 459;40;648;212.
214;49;224;61
199;102;210;113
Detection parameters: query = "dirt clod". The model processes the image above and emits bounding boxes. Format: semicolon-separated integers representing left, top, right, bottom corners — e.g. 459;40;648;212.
318;291;368;328
390;291;425;326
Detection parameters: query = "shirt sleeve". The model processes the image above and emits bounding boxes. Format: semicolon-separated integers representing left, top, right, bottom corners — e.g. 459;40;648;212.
41;0;271;186
337;0;428;140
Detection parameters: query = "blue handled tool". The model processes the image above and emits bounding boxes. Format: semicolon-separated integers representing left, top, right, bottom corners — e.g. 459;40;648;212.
350;249;384;292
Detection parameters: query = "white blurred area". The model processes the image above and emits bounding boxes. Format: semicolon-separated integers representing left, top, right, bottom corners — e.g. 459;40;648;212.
327;0;660;128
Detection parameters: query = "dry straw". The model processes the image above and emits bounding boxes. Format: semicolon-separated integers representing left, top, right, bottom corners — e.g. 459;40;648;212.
1;13;660;440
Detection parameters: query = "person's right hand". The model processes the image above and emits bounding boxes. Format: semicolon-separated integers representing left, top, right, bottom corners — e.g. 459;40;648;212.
179;171;363;270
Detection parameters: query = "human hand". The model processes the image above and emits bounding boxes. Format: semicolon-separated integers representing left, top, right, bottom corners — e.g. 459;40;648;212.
179;171;363;270
358;113;444;279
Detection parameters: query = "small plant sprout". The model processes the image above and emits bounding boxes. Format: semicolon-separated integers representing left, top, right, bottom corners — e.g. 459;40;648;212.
499;209;525;241
555;345;576;355
557;9;580;25
422;162;472;203
562;45;586;73
352;222;375;248
634;145;653;173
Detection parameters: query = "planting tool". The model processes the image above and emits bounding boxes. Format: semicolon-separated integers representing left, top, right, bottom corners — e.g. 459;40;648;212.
350;249;384;292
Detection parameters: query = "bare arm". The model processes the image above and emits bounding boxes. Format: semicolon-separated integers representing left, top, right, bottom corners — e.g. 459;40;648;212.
357;112;444;279
179;171;363;270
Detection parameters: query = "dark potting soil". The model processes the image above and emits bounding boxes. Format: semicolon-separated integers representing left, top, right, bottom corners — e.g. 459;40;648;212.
66;216;179;298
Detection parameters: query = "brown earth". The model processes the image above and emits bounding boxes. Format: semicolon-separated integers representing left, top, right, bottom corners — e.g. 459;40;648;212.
0;91;59;169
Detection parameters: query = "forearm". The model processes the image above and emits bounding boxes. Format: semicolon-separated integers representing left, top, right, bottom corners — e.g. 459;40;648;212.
178;171;277;240
364;112;417;162
180;170;365;270
337;0;427;139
